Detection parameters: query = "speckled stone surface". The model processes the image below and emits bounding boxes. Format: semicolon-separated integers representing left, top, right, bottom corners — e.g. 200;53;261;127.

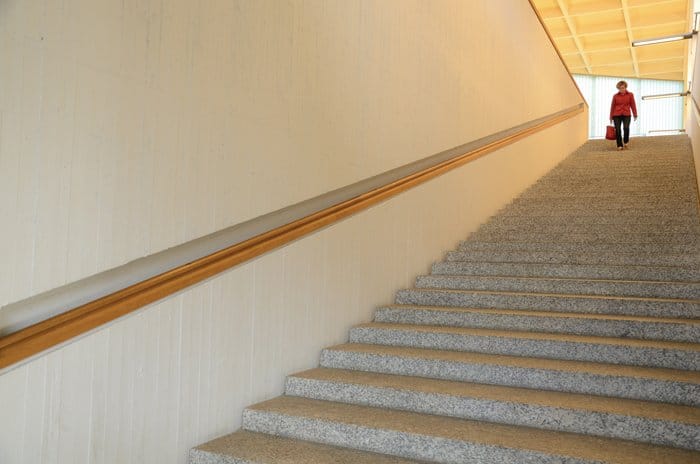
431;261;700;281
190;430;431;463
374;305;700;342
486;217;699;232
319;344;700;406
394;288;700;318
347;323;700;370
458;241;700;254
465;231;700;244
191;135;700;463
285;369;700;450
476;223;700;235
241;401;595;464
415;275;700;299
241;396;700;464
444;249;700;266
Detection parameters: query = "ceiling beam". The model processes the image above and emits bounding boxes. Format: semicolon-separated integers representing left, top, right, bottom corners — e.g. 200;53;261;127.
620;0;640;77
555;0;592;73
682;0;692;87
540;0;680;20
568;55;685;70
562;42;685;56
551;20;687;40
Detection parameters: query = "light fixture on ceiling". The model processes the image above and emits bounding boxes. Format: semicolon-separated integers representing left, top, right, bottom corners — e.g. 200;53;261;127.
633;12;700;47
632;32;696;47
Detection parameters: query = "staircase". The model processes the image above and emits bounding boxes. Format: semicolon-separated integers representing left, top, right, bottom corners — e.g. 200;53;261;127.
190;136;700;463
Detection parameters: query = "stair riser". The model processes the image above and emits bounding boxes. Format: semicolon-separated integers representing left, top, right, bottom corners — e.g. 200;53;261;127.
488;216;700;227
432;262;700;282
510;190;698;197
499;208;700;218
533;176;697;184
285;377;700;451
525;184;695;191
475;225;700;235
395;289;700;318
445;251;700;266
497;211;700;219
242;409;593;464
465;232;700;245
374;307;700;343
522;194;696;202
320;349;700;406
458;241;700;254
505;198;698;207
348;328;699;370
415;276;700;299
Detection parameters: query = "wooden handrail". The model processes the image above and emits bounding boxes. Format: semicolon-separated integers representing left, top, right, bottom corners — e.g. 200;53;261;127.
0;103;585;371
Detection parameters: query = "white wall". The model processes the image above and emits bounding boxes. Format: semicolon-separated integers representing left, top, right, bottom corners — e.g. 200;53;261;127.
0;0;582;308
0;115;587;464
0;1;587;463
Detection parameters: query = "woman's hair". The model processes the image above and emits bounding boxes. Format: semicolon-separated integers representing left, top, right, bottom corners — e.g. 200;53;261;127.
616;80;628;89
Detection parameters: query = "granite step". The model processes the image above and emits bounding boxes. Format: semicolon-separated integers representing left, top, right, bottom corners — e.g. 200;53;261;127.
241;396;700;463
525;181;694;188
190;430;429;464
395;288;700;318
347;322;700;370
514;194;698;202
444;250;700;266
286;368;700;450
499;208;699;217
374;305;700;342
532;181;697;188
533;175;697;183
475;223;700;235
457;241;700;255
464;232;700;245
505;197;698;207
432;261;700;281
320;344;700;405
415;275;700;299
487;215;699;226
534;179;697;186
522;190;695;199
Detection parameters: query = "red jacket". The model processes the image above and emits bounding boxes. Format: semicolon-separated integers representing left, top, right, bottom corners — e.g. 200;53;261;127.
610;91;638;119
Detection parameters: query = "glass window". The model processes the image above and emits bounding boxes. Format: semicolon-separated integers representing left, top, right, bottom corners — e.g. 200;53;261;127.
573;74;684;138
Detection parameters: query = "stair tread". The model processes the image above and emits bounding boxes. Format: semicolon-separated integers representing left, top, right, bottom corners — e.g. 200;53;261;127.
432;261;700;281
192;430;429;464
438;261;699;269
245;396;700;464
381;303;700;325
415;274;700;298
420;274;700;286
352;322;700;351
290;368;700;425
399;287;700;304
324;343;700;383
192;138;700;463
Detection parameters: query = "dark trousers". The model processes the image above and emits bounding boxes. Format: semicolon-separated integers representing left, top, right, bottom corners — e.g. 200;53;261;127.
613;115;631;147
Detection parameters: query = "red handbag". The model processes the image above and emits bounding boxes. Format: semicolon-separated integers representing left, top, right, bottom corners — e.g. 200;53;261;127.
605;125;616;140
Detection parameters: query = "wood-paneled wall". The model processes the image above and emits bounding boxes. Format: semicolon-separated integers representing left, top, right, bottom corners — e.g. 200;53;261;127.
0;1;587;462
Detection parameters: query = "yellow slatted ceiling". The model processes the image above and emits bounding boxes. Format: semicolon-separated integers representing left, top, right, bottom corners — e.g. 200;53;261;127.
532;0;692;81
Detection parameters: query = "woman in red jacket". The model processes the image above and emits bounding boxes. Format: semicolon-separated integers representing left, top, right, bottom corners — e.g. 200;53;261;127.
609;80;638;150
